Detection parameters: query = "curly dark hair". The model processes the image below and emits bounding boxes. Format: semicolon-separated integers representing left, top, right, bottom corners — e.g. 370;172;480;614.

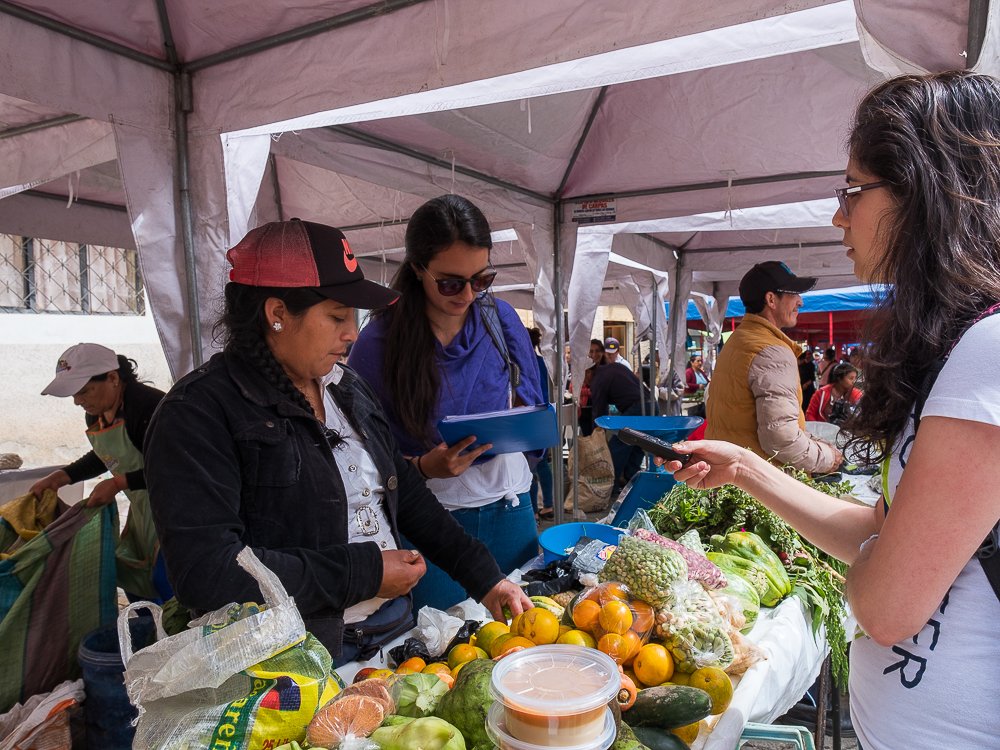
843;71;1000;462
215;282;328;419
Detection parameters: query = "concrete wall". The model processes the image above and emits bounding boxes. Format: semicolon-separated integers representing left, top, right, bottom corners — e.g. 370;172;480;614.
0;312;172;470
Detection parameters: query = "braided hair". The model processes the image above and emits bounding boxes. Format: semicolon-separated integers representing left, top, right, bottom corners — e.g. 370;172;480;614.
215;282;327;418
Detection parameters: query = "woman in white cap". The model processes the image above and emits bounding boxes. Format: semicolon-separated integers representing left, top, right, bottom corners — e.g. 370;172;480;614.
143;219;529;665
30;344;171;602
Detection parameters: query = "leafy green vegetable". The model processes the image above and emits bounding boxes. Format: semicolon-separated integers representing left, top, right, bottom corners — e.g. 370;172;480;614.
647;472;852;687
389;673;450;718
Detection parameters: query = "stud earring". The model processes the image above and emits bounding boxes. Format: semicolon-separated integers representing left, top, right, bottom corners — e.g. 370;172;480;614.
272;322;282;332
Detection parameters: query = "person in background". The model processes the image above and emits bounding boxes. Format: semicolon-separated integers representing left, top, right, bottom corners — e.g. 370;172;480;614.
685;354;710;394
528;327;555;520
806;362;862;423
589;338;607;367
663;71;1000;750
604;337;633;370
798;349;817;410
706;261;842;474
657;363;685;417
349;195;544;613
589;349;655;489
30;344;171;603
817;347;838;386
144;219;528;664
813;349;823;365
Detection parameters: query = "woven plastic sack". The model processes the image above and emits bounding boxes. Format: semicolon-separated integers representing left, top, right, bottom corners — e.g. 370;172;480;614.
0;492;117;713
565;428;615;513
0;679;84;750
120;547;344;750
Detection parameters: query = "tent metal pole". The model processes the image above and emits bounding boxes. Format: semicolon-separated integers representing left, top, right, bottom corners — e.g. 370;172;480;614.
328;125;555;205
0;115;87;141
565;170;845;203
650;274;658;415
269;153;285;221
556;85;609;198
176;71;203;367
553;201;566;525
22;190;127;212
687;240;843;255
666;252;685;393
341;217;411;232
186;0;434;72
0;0;174;70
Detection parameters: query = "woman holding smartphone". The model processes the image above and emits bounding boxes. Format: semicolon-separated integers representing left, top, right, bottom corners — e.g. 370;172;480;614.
660;72;1000;750
349;195;544;612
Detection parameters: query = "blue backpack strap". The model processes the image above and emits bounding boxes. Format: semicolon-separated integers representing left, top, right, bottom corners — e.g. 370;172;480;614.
477;295;520;407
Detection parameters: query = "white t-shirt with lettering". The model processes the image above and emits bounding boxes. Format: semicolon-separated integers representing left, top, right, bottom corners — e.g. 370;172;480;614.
850;315;1000;750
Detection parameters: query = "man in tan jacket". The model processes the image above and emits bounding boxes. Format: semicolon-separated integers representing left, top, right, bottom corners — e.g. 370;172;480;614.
706;262;841;473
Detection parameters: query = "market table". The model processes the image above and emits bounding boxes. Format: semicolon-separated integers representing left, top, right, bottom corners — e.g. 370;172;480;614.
336;579;830;750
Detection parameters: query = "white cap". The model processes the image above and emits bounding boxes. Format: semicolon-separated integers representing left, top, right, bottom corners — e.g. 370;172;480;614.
41;344;120;397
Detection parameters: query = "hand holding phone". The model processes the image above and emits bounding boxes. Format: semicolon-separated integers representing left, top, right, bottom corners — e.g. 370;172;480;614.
618;427;692;465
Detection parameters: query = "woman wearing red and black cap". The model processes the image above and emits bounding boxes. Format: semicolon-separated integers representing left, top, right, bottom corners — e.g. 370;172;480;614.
143;219;529;664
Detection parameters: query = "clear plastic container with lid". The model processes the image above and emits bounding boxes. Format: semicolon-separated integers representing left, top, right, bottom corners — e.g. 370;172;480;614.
489;645;621;747
486;702;617;750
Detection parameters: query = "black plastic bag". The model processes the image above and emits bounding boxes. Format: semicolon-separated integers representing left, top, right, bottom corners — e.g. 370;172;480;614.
521;559;574;583
388;637;432;668
438;620;481;660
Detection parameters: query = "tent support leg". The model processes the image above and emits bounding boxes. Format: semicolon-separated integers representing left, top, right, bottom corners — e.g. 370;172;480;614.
553;202;566;525
666;252;685;393
176;70;203;367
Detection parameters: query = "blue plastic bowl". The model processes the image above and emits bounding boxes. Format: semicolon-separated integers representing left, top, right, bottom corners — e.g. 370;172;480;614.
594;415;703;444
538;522;627;564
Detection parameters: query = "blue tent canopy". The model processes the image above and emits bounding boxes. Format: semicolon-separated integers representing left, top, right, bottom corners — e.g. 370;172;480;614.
671;284;887;321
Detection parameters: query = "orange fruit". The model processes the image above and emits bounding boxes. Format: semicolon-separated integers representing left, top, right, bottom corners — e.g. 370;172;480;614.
437;673;455;688
516;608;561;646
422;662;451;675
367;669;394;680
597;633;630;663
495;636;535;658
394;666;417;675
597;582;630;603
670;722;700;744
621;630;642;666
473;647;489;660
475;621;510;655
509;612;525;637
489;632;516;658
634;644;674;687
629;601;655;633
398;657;426;672
623;668;645;690
447;643;479;670
599;601;634;635
669;671;690;686
353;667;377;683
450;661;469;679
689;667;733;715
556;629;598;648
572;600;602;633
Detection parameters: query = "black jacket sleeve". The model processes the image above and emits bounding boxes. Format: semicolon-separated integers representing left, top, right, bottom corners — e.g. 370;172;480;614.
392;449;505;602
62;449;107;484
144;387;384;617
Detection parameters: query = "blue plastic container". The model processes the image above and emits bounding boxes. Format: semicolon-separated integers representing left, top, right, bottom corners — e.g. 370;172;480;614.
594;416;704;528
78;616;156;750
538;522;627;563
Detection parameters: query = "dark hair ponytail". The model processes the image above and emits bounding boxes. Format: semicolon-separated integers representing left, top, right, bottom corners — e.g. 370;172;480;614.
374;194;493;448
215;282;327;418
89;354;139;385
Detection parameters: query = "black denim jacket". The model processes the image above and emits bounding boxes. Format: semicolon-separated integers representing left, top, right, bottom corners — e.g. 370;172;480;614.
143;351;504;657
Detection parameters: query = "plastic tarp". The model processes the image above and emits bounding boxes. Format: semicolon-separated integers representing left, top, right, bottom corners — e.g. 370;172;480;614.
681;283;887;319
0;0;991;380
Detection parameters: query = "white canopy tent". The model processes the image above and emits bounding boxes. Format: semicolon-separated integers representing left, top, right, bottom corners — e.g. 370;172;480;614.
1;0;997;515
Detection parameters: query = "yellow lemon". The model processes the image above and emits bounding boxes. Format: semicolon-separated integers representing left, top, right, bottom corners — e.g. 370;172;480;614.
668;671;690;686
422;662;451;675
516;608;561;646
689;666;733;715
473;647;489;660
556;629;598;648
475;621;510;655
447;643;479;670
669;722;700;744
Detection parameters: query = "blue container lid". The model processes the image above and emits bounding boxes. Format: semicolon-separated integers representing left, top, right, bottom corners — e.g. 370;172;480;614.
594;416;702;444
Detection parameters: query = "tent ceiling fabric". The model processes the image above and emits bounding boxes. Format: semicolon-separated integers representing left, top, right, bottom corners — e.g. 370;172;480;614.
0;0;994;377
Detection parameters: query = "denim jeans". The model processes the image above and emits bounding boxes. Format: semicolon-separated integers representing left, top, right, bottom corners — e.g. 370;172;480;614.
401;492;537;613
530;449;554;514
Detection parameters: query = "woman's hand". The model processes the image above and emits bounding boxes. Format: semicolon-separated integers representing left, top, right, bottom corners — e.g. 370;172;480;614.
419;437;493;479
653;440;752;490
377;549;427;598
481;579;533;623
29;470;70;499
86;477;123;508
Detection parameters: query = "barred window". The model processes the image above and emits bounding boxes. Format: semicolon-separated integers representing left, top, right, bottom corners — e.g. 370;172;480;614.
0;235;143;315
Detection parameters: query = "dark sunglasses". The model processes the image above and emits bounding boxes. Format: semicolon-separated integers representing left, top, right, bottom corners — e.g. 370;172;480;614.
420;266;497;296
834;180;889;216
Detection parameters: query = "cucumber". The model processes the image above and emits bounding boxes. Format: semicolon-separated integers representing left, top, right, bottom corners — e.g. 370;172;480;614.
623;685;713;730
631;726;689;750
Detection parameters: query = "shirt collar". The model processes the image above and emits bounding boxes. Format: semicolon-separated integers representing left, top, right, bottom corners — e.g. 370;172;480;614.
318;363;344;387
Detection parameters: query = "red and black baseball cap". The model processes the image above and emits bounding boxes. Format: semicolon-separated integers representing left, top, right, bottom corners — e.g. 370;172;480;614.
227;219;400;309
739;261;816;307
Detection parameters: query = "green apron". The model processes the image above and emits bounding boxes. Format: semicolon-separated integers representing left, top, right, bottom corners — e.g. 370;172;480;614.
86;418;160;599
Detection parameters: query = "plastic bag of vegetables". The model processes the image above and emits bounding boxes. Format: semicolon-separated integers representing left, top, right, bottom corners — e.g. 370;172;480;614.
654;579;734;673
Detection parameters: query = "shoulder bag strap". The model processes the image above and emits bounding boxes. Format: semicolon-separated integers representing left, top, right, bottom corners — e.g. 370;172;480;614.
477;295;520;407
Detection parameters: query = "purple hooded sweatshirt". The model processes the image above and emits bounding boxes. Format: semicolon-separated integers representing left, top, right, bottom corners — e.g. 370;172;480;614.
348;297;544;459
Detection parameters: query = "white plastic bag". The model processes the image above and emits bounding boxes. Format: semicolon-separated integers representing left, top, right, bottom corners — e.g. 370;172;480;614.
415;607;466;656
119;547;307;711
0;679;84;750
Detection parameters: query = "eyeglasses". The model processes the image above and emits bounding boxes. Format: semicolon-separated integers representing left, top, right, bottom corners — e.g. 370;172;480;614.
420;266;497;296
834;181;889;216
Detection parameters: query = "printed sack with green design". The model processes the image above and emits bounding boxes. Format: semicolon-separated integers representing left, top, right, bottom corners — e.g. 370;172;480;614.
119;547;345;750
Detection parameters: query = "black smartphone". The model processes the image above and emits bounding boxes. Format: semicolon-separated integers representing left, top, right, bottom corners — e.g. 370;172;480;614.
617;427;692;465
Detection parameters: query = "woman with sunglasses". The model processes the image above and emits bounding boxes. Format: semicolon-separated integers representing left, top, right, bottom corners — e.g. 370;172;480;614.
657;72;1000;749
350;195;544;612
